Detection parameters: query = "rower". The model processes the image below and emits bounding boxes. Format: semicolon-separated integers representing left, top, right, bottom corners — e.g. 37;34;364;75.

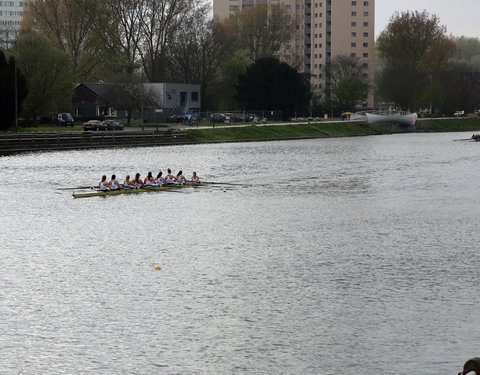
109;174;120;190
99;175;108;191
190;171;200;183
165;168;176;184
132;173;143;188
176;170;186;184
123;175;133;189
156;171;165;186
144;171;155;186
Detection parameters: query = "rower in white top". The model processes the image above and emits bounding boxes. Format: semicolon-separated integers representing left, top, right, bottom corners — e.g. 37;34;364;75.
144;171;155;186
176;170;186;185
156;171;165;186
123;175;133;189
109;174;120;190
190;171;200;183
165;168;176;184
99;175;108;191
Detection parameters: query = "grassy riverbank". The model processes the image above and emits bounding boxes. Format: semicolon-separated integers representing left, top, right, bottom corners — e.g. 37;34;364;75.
415;118;480;132
186;118;480;143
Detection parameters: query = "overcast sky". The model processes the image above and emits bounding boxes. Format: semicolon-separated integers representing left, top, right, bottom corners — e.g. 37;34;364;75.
375;0;480;38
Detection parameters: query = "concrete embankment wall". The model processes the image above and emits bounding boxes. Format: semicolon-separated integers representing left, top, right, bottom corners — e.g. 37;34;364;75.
0;129;196;155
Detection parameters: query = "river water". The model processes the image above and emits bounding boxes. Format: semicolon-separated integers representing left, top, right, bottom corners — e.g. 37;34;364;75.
1;132;480;375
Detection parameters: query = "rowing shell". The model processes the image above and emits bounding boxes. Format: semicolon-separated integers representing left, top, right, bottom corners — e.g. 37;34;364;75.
72;182;210;199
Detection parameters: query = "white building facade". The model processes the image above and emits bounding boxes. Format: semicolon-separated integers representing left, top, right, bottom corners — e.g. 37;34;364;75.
0;1;27;48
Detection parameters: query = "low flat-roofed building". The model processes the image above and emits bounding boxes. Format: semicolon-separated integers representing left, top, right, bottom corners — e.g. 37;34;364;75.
73;82;201;123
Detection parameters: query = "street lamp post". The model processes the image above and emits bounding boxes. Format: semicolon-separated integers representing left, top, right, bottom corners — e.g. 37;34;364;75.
14;56;18;132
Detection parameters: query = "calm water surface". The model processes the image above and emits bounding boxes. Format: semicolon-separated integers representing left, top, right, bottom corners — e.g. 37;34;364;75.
1;132;480;374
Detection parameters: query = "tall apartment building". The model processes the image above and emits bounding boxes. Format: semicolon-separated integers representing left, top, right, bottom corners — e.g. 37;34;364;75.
213;0;375;108
0;1;27;48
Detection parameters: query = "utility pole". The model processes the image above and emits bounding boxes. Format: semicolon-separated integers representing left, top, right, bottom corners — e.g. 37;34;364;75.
141;68;144;131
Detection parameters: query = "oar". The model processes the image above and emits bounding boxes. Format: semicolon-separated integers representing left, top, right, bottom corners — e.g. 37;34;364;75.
202;181;251;186
57;186;95;190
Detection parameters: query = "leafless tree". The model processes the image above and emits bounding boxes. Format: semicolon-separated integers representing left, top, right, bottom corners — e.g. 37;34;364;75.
138;0;206;82
23;0;102;80
222;4;293;62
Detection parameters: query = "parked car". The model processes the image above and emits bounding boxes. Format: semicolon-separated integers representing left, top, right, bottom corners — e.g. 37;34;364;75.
224;113;245;122
166;115;186;123
83;120;103;131
454;110;464;117
166;113;201;124
101;120;124;130
209;113;229;123
53;113;74;127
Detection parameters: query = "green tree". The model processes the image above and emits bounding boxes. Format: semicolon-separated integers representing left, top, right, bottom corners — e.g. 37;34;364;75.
437;61;479;114
13;31;74;121
419;79;446;113
0;51;27;130
333;76;368;112
235;57;310;119
216;49;249;110
377;10;455;111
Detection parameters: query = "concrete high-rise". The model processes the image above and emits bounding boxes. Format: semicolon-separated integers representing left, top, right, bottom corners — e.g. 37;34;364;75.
213;0;375;109
0;1;27;48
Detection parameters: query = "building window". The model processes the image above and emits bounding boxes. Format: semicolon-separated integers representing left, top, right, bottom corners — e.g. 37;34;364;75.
351;42;356;47
363;22;369;26
363;32;368;37
351;11;356;16
352;1;357;5
363;42;368;47
351;53;357;57
229;5;238;10
363;53;368;58
363;1;369;5
191;92;199;102
352;32;356;37
351;22;357;27
364;11;368;16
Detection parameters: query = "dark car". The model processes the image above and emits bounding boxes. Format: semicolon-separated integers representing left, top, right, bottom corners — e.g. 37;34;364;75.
102;120;124;130
166;115;186;123
83;120;103;131
209;113;229;123
54;113;74;127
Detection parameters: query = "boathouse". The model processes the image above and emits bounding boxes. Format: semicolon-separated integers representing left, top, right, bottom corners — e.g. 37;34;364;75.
72;82;201;122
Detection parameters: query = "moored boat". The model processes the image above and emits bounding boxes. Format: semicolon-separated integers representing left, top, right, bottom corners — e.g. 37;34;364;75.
365;111;418;127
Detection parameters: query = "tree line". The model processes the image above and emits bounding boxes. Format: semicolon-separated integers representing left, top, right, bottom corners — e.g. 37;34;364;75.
0;2;479;130
376;10;480;114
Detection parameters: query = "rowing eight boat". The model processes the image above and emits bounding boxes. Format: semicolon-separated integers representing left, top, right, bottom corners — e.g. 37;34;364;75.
72;182;210;199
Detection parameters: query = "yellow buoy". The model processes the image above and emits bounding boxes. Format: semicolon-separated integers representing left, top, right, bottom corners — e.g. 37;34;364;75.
363;219;369;223
154;266;162;270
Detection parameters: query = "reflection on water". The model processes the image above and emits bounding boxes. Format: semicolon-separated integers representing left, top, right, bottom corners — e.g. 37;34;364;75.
1;132;480;374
